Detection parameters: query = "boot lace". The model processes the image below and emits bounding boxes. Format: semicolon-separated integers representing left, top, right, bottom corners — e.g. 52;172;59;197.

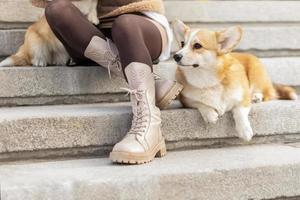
153;73;161;80
121;87;149;136
105;39;122;79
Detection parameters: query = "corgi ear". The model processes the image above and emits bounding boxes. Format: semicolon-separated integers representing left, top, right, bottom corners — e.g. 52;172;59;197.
217;26;243;54
172;19;190;47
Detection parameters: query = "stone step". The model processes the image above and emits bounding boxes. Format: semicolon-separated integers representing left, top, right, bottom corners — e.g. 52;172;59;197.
0;66;128;106
1;143;300;200
165;0;300;23
3;25;300;57
1;1;300;23
0;57;299;107
1;1;300;57
0;100;299;161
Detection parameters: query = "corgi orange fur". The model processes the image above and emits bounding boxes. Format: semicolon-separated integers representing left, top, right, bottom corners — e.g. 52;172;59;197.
172;20;297;141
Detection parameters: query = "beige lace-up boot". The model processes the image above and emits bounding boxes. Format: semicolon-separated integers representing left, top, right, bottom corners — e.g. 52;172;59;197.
109;62;167;164
84;36;122;78
84;36;183;109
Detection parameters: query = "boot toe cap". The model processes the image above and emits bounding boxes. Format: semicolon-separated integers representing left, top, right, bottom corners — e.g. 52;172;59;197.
112;135;145;153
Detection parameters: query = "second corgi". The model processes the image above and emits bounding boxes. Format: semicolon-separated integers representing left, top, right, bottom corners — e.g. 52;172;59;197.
172;20;297;141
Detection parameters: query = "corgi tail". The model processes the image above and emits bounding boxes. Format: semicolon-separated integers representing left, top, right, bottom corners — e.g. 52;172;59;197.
274;83;298;100
0;56;14;67
0;45;30;67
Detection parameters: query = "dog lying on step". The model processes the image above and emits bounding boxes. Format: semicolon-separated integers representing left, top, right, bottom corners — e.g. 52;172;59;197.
0;0;98;67
172;20;297;141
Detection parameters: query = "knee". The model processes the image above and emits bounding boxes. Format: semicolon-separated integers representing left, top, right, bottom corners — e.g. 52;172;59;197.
112;14;140;42
45;0;73;26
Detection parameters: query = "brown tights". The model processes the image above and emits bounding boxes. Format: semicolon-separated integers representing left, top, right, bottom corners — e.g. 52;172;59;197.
45;0;162;70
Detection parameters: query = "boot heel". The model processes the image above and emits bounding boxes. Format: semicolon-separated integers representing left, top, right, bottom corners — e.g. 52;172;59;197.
156;140;167;158
157;82;183;110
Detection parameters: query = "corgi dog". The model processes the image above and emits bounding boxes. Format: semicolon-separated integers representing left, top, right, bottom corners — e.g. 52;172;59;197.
172;20;297;141
0;0;99;67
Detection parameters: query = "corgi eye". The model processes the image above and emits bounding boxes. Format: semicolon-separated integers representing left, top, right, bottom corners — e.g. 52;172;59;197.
193;43;202;49
181;41;185;47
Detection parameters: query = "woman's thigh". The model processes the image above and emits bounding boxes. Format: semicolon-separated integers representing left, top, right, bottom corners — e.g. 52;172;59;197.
111;14;163;68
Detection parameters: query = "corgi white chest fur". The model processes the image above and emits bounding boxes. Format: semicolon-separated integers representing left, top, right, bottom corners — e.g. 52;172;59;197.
177;67;243;116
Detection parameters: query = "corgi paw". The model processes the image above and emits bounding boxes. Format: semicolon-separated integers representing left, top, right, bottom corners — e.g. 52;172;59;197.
87;11;99;25
202;111;219;124
237;125;254;142
31;58;47;67
252;93;263;103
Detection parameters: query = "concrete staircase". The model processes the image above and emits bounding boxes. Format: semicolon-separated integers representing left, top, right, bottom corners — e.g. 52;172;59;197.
1;144;300;200
0;1;300;199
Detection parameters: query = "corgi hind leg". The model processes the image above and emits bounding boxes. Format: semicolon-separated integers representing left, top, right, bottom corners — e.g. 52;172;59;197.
30;42;50;67
263;86;277;101
232;106;254;141
52;42;70;66
52;51;69;66
27;29;52;67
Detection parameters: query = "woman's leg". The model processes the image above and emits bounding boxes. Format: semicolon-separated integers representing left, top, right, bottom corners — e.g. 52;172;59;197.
110;14;183;110
111;14;162;71
45;1;180;107
45;0;106;63
109;14;167;164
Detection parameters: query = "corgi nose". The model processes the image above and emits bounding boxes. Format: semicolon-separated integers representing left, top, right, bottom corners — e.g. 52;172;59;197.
173;54;183;62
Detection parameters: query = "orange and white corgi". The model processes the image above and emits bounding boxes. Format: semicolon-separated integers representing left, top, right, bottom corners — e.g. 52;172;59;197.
172;20;297;141
0;0;98;67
